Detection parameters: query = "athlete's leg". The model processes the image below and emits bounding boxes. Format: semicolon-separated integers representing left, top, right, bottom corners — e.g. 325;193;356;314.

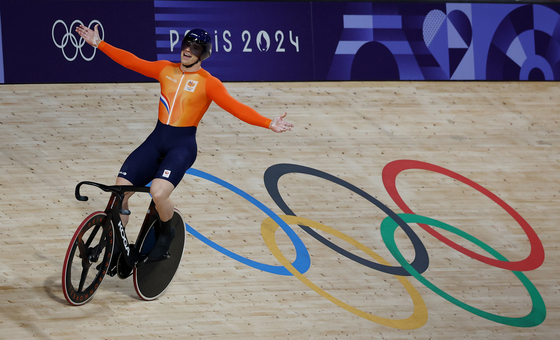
116;123;166;225
146;125;196;260
150;178;175;222
147;178;176;260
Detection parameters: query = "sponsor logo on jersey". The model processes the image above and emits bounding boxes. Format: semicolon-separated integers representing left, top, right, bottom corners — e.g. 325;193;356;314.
184;80;199;92
165;75;178;83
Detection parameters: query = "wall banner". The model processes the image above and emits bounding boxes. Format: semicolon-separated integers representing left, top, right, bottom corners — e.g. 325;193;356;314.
313;2;560;81
154;1;314;81
1;1;559;83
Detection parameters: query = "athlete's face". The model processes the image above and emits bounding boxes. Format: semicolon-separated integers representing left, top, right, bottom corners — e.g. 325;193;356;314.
181;40;203;64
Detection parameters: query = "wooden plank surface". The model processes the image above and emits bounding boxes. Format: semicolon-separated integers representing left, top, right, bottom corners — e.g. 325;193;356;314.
0;81;557;339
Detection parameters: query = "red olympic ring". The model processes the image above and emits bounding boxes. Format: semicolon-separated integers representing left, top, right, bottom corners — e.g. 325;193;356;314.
382;160;544;271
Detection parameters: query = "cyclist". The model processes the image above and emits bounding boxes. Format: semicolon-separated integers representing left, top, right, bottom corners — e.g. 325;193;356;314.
76;24;293;262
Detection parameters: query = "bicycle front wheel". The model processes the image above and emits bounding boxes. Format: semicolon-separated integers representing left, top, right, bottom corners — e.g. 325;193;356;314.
62;211;114;306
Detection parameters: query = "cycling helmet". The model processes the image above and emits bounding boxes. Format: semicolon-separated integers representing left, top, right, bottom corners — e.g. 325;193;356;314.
181;29;212;61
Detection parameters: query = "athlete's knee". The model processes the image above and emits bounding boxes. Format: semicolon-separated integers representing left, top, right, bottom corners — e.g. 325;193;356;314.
150;180;174;204
150;188;168;204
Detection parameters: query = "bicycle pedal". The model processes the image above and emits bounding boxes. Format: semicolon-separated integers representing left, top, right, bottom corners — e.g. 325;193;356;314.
107;265;118;277
107;256;120;277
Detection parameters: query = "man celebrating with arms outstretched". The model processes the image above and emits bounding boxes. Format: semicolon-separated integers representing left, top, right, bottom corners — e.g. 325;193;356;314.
75;24;293;265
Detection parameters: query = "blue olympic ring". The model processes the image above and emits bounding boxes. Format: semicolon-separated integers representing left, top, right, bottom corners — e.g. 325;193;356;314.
183;168;311;276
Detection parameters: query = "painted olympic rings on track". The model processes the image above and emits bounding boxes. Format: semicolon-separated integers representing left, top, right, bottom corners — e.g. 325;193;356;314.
181;160;546;328
263;163;429;276
380;214;546;327
261;215;428;329
184;168;310;276
381;160;545;271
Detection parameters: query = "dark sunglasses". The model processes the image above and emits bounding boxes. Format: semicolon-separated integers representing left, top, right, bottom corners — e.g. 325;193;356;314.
182;40;203;57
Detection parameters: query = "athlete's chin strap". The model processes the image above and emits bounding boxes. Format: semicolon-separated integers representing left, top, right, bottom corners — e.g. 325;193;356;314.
182;57;201;69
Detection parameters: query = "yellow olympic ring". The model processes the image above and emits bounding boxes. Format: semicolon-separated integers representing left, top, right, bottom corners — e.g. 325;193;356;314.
261;215;428;329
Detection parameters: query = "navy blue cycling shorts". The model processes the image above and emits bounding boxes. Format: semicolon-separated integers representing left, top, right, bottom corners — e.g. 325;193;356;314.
118;121;197;187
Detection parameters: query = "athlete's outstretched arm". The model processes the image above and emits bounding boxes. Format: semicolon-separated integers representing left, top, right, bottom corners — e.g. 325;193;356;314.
207;77;293;133
75;24;165;79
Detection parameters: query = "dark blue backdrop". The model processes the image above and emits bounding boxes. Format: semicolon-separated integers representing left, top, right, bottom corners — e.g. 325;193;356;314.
0;0;156;83
1;0;559;83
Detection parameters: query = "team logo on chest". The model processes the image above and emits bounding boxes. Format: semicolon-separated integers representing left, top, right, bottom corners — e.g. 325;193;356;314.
184;80;199;92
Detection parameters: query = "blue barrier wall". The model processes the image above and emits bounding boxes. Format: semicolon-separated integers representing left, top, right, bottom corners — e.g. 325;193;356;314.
0;0;559;83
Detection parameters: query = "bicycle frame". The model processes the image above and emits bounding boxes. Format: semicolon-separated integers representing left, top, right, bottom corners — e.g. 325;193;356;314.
75;181;156;268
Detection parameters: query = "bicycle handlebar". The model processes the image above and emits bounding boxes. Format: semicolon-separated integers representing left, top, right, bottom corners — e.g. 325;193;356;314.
75;181;151;216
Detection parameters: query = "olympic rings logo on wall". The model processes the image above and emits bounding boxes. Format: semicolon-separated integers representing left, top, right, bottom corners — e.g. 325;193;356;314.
181;160;546;329
52;20;104;61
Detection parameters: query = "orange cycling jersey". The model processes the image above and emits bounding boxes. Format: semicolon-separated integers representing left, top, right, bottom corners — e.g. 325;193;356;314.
98;41;272;129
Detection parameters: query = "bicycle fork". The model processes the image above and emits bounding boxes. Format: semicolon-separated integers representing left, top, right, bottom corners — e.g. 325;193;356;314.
107;195;143;268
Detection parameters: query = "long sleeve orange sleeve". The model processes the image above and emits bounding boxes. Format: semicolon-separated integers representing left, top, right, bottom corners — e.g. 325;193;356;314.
206;76;272;129
98;41;169;80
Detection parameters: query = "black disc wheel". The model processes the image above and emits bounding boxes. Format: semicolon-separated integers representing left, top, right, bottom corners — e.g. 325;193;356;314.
134;209;186;300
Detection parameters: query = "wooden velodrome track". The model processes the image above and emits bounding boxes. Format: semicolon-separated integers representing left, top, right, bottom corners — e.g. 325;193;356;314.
0;80;558;339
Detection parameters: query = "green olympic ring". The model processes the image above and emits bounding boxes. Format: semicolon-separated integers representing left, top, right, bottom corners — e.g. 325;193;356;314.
380;213;546;327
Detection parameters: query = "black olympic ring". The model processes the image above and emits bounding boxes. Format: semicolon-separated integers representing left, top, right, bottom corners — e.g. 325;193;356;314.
263;163;429;276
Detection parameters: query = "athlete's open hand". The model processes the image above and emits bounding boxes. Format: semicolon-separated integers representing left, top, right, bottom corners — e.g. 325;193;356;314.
269;113;294;133
75;24;101;48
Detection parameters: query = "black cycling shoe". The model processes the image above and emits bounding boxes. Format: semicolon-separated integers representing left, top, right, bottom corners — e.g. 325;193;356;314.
147;219;175;261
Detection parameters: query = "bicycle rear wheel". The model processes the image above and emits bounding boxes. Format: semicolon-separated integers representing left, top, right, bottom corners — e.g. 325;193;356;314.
62;211;114;306
134;209;186;300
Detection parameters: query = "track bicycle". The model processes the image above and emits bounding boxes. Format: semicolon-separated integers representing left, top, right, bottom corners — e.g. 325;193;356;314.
62;181;186;306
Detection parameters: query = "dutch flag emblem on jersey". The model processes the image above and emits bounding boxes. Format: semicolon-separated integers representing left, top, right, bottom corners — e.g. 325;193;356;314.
160;94;170;114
